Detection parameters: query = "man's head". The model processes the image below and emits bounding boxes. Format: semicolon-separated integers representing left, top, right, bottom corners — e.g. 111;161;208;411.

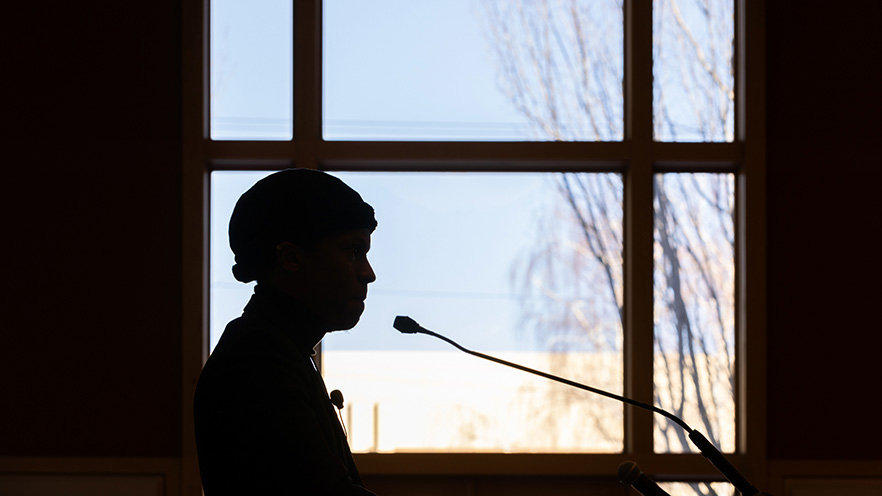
228;169;377;330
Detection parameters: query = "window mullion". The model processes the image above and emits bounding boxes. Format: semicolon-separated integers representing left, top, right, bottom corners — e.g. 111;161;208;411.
624;161;655;458
293;0;321;169
624;0;655;458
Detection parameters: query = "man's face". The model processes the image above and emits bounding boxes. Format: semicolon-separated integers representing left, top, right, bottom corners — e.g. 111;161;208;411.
295;228;376;331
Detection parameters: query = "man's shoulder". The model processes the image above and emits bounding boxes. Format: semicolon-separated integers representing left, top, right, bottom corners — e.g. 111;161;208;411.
201;316;305;383
213;313;298;357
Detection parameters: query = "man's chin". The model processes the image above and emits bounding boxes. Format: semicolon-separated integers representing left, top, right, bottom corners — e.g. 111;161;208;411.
328;310;364;332
315;298;366;331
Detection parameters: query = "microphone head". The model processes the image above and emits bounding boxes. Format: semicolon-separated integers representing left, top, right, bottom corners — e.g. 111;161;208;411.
617;461;641;484
329;389;344;409
393;316;423;334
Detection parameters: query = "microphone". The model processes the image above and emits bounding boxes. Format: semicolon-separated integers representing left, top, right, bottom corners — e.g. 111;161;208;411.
329;389;349;439
393;315;762;496
617;461;670;496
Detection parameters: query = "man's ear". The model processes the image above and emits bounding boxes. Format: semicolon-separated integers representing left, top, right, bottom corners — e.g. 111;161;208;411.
275;241;303;272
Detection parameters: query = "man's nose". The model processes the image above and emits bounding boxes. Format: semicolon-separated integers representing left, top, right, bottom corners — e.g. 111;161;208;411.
360;259;376;284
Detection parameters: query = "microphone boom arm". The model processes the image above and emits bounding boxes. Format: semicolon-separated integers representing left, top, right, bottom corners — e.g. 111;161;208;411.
396;316;689;431
393;315;762;496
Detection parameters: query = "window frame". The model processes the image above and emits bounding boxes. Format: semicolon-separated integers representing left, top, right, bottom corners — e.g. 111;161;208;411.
181;0;766;491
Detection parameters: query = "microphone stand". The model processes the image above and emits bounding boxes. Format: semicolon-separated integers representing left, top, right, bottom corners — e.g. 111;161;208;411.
393;316;767;496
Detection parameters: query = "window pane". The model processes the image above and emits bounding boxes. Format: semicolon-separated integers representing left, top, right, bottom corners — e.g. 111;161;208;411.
211;171;624;453
653;0;734;142
323;0;623;141
653;173;735;454
210;171;260;352
210;0;292;140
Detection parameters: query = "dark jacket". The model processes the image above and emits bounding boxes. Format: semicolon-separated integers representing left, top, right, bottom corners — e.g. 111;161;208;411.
194;285;376;495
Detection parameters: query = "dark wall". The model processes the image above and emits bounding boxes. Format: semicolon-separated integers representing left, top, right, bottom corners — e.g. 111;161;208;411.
765;1;882;459
1;0;880;461
2;2;183;456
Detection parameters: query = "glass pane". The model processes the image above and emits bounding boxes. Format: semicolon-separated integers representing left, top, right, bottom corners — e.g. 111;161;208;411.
211;171;624;453
653;173;735;454
210;0;292;140
210;171;259;352
323;0;623;141
659;481;736;496
653;0;734;142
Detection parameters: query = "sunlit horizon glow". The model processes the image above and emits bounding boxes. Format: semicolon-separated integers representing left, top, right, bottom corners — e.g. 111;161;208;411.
323;350;623;453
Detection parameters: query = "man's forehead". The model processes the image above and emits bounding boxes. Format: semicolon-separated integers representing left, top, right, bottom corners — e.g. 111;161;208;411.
329;228;371;244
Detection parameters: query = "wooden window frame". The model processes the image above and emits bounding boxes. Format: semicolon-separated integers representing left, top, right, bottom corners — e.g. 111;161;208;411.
181;0;766;493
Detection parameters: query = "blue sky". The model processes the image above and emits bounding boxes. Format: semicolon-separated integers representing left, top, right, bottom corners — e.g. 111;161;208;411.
210;0;535;141
323;0;532;140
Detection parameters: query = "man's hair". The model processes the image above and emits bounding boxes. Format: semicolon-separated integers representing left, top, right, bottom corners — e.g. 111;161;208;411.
228;169;377;283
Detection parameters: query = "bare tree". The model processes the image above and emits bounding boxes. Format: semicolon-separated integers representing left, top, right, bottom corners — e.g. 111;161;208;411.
653;173;735;459
481;0;623;141
479;1;735;491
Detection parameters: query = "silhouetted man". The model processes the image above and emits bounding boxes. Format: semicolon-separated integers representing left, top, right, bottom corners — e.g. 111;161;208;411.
194;169;379;495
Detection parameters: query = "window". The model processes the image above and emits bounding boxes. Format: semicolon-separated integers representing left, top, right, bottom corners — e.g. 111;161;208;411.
184;0;765;492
